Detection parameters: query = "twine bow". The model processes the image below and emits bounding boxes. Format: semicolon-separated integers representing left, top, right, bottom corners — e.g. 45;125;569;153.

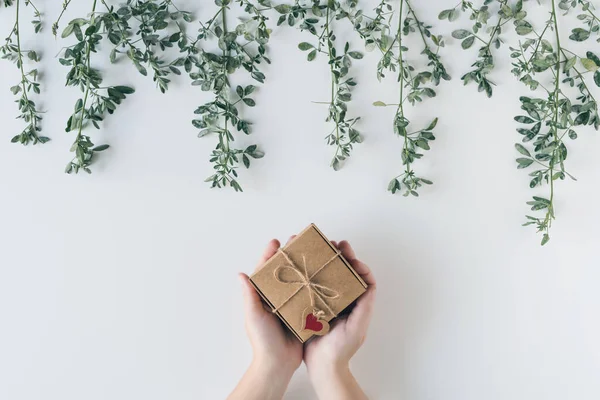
271;249;341;317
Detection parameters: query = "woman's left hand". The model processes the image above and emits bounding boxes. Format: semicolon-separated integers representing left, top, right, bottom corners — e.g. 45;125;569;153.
238;238;303;377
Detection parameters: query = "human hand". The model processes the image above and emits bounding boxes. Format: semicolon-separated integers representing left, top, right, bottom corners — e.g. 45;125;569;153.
303;240;376;399
238;238;303;377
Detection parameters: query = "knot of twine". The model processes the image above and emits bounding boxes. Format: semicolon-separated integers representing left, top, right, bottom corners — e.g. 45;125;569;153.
271;249;341;317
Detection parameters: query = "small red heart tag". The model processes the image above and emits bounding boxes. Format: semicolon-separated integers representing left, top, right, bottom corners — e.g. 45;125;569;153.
301;308;330;335
305;313;323;331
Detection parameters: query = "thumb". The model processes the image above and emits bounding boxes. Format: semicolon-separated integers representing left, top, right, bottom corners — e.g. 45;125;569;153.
238;273;265;318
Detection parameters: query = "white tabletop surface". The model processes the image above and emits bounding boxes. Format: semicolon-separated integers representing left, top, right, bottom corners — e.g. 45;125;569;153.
1;1;599;399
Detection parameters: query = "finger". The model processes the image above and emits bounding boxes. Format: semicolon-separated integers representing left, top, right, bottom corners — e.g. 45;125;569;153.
331;240;338;248
239;273;267;317
338;241;376;286
346;286;376;336
352;259;376;287
337;240;357;260
255;239;281;272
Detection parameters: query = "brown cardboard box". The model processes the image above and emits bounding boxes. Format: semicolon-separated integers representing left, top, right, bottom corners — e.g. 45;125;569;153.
250;224;367;342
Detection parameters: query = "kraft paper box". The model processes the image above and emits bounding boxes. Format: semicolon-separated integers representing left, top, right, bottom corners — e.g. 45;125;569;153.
250;224;367;342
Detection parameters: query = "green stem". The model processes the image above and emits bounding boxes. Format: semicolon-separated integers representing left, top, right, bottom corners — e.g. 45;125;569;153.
395;0;410;176
559;49;598;105
15;0;37;134
53;0;73;35
546;0;562;233
483;1;509;53
203;7;223;33
218;3;233;183
325;5;342;160
25;0;40;17
586;6;600;24
526;21;551;66
405;0;429;51
75;0;98;144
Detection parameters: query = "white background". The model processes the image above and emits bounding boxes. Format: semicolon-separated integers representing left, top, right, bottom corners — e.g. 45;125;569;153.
1;0;599;399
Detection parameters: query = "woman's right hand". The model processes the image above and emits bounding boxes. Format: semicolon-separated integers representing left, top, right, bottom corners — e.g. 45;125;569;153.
303;240;376;400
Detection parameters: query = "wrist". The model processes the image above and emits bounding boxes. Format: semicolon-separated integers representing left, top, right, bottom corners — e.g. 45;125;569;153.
307;362;367;400
307;360;351;390
250;357;296;383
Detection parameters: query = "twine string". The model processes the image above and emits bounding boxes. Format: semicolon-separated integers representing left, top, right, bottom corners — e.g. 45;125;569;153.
271;248;341;317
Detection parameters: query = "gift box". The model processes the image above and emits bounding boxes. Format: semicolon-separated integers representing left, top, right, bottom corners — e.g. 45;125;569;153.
250;224;367;342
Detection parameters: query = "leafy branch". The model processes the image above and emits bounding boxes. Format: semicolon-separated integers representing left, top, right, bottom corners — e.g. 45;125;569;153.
52;0;73;36
99;0;193;93
510;0;599;245
560;0;600;42
59;1;135;174
181;0;270;191
349;0;450;195
1;0;46;145
276;0;363;170
441;0;600;245
441;0;523;97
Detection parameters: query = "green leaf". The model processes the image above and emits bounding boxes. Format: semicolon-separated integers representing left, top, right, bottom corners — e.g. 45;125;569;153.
415;139;430;150
307;50;317;61
516;158;534;168
541;234;550;246
348;51;363;59
114;86;135;94
514;115;535;124
298;42;313;51
332;158;341;171
586;51;600;67
135;62;148;76
373;101;387;107
581;58;599;72
61;24;74;38
574;112;590;125
274;4;291;14
515;143;531;157
461;36;475;49
425;118;438;130
564;57;576;72
449;9;459;21
594;71;600;87
515;21;533;35
93;144;109;152
451;29;471;39
387;178;399;193
243;98;256;107
438;9;451;20
569;28;590;42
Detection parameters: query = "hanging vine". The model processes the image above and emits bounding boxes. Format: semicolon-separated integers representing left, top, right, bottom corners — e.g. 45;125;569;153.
99;0;193;93
275;0;363;171
178;0;270;191
348;0;450;196
56;0;193;173
1;0;46;145
441;0;600;245
59;2;135;174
